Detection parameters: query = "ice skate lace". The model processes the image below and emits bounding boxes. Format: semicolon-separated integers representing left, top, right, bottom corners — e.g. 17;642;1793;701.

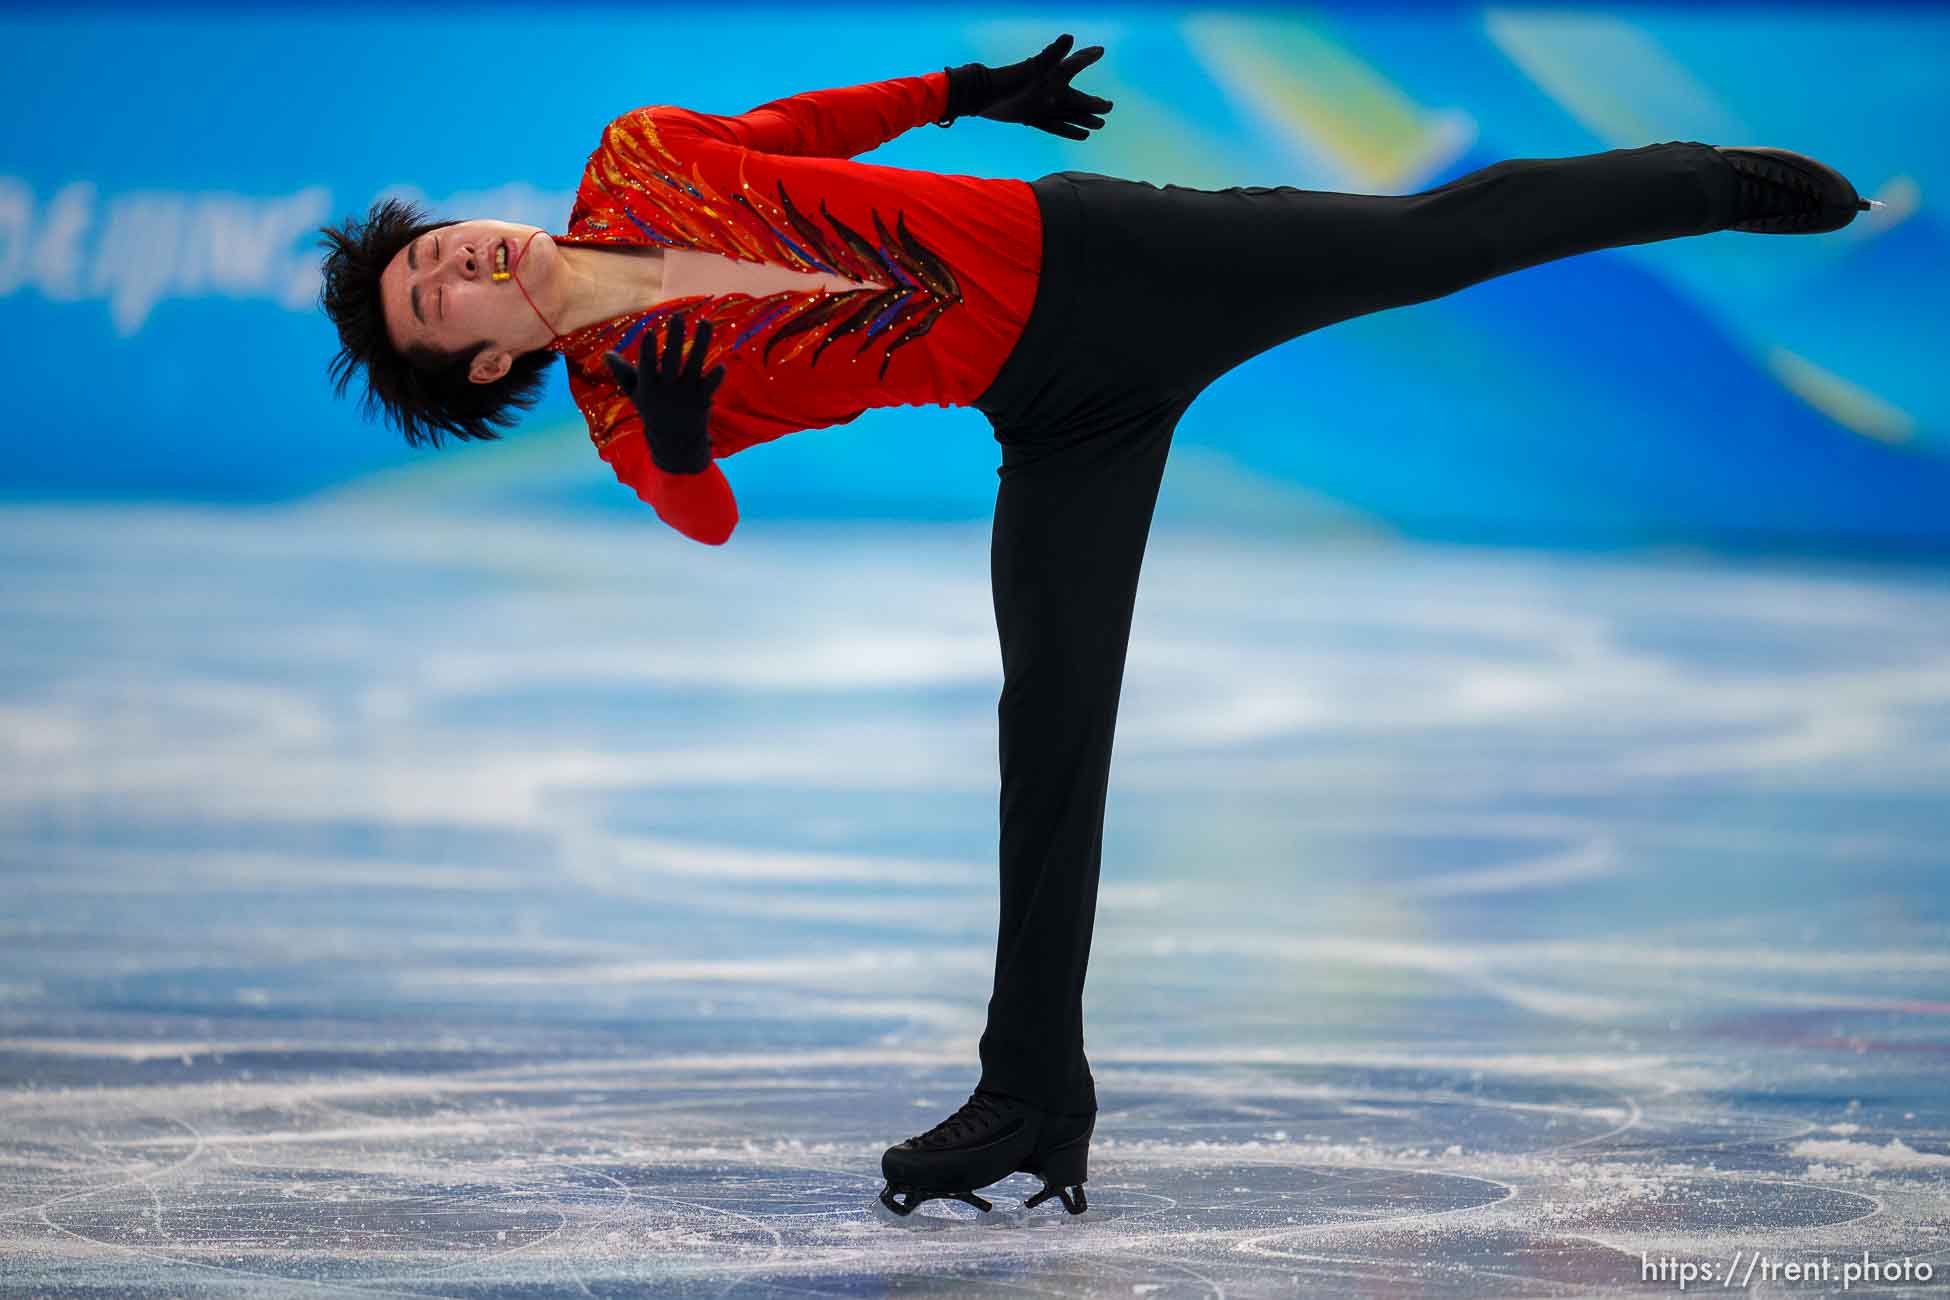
1733;157;1822;231
909;1090;1014;1148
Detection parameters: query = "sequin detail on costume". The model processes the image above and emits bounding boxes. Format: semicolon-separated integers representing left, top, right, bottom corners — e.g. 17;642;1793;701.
561;111;962;388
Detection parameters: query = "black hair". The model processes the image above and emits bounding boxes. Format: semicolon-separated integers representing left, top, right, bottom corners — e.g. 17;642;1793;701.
316;196;558;449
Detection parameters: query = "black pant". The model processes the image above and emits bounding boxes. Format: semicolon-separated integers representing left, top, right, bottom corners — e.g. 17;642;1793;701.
968;142;1738;1116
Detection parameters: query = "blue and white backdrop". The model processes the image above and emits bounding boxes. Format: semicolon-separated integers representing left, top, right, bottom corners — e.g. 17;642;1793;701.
3;4;1946;549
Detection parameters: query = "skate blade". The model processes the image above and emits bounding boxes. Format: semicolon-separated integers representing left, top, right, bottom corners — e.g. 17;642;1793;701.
869;1193;1029;1230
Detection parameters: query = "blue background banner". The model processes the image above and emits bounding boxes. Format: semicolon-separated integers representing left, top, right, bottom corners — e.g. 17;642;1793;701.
3;6;1944;551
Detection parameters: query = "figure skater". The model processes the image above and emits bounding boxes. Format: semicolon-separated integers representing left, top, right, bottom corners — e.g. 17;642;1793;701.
316;34;1877;1219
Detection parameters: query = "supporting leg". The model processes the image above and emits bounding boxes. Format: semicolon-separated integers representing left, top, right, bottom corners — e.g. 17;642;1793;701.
976;407;1184;1116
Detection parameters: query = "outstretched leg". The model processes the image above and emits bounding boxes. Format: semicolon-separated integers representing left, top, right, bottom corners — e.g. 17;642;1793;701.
1061;140;1738;397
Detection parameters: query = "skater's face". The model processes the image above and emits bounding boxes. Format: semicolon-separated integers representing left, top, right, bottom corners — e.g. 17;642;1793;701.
380;219;560;383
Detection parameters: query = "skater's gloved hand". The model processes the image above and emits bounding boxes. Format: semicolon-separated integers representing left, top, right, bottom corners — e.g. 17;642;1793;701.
938;34;1113;140
602;312;725;477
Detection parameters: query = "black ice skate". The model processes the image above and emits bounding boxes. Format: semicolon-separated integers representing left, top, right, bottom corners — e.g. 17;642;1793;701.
1712;146;1881;234
878;1088;1094;1217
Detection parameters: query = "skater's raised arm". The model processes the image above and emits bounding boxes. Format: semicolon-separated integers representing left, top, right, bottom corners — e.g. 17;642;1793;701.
627;71;953;161
627;33;1115;159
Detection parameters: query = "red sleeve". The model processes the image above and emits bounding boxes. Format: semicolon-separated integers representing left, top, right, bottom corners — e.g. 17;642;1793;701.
598;419;740;546
641;70;951;160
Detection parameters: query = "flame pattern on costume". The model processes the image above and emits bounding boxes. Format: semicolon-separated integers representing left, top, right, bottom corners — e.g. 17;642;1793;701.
558;111;962;388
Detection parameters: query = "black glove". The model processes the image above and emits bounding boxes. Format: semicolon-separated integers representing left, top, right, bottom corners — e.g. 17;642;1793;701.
602;312;725;476
937;33;1113;140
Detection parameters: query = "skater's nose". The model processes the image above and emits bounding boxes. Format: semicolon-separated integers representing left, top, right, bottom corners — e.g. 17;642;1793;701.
447;242;481;282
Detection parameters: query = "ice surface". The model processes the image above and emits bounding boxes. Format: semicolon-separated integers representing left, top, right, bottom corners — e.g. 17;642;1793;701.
1;504;1946;1296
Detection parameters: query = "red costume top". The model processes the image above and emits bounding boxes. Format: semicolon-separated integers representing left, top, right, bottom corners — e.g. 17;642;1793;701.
544;70;1044;544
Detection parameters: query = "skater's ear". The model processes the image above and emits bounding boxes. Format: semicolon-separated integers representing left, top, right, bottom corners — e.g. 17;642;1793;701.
468;349;515;386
